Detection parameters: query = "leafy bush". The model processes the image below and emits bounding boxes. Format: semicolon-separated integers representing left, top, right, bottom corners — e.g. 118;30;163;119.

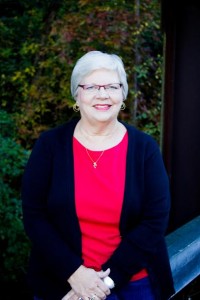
0;110;30;283
0;0;163;148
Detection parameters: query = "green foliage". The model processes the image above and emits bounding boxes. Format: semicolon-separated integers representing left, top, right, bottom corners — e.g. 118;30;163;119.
0;110;30;283
0;0;163;148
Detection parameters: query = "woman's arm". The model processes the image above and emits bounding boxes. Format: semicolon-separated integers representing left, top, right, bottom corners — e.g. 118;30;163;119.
22;132;83;281
102;139;171;288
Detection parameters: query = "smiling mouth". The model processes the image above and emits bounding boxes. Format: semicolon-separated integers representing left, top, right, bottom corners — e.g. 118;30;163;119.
93;104;112;110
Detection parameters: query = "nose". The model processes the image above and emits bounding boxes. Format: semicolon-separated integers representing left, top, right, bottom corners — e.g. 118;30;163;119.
97;86;109;98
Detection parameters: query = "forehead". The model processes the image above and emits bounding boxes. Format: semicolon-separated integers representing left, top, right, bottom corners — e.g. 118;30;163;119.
82;69;119;84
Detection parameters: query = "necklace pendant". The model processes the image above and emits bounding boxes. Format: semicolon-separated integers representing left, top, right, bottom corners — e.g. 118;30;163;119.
85;148;104;168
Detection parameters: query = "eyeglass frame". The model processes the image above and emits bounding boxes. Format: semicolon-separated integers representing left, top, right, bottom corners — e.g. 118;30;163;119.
78;83;123;93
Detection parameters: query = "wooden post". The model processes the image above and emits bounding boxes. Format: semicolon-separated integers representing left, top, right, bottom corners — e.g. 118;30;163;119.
161;0;200;231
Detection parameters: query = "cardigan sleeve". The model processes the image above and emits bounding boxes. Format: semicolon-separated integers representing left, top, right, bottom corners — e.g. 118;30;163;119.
102;135;171;289
21;132;83;282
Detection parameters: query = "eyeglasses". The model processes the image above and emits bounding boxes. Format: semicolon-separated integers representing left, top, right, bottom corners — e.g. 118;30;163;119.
78;83;123;94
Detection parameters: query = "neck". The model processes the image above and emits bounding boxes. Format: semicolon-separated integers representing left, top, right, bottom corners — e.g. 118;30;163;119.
74;118;126;151
78;119;120;137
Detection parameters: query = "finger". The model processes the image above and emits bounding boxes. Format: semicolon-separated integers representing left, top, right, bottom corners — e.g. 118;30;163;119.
97;268;110;279
67;294;80;300
88;282;110;299
88;295;101;300
96;280;111;296
93;286;110;299
61;289;76;300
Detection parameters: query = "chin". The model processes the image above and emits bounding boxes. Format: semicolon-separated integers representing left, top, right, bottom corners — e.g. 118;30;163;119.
92;114;118;123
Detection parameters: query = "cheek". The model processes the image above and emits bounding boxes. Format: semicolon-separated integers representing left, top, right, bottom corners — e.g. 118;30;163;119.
76;91;84;105
76;93;91;107
114;94;124;104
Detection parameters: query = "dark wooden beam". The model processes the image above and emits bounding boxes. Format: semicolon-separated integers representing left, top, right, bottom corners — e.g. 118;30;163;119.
161;0;200;231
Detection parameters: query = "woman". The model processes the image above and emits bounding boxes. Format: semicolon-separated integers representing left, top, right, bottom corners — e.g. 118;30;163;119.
22;51;175;300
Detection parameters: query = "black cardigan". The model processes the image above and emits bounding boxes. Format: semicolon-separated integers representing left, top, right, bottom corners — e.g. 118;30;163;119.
22;118;175;300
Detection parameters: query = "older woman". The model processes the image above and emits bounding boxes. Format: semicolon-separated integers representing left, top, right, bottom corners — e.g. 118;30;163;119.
22;51;174;300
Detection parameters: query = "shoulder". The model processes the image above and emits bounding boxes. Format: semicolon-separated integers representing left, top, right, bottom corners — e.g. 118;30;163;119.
122;123;167;176
122;121;159;150
121;122;163;164
31;118;79;155
37;118;79;143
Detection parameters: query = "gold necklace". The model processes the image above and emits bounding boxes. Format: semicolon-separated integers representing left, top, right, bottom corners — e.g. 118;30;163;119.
85;148;105;168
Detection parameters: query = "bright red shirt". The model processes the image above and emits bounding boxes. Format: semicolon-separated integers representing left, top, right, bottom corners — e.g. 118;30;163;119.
73;132;147;281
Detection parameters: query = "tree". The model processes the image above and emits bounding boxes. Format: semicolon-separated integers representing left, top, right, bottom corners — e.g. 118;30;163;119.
0;110;30;286
0;0;163;148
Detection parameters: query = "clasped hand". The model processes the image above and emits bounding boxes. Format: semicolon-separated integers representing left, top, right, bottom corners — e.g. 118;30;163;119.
62;265;111;300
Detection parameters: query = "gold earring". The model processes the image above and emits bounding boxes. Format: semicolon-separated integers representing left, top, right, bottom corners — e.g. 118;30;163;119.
120;102;126;110
73;103;80;112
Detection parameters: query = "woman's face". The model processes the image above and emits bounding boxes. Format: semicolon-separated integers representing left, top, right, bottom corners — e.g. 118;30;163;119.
76;69;124;125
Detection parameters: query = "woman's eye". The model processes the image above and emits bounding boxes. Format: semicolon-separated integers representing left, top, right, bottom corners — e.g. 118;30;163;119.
86;85;95;90
108;85;118;90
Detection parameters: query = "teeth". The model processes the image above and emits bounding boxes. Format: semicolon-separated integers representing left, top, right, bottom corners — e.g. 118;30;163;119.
95;104;110;108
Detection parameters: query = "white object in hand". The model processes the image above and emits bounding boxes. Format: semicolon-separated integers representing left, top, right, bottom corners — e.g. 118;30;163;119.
103;276;115;289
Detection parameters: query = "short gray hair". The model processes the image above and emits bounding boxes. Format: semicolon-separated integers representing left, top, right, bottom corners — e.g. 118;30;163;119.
70;51;128;100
